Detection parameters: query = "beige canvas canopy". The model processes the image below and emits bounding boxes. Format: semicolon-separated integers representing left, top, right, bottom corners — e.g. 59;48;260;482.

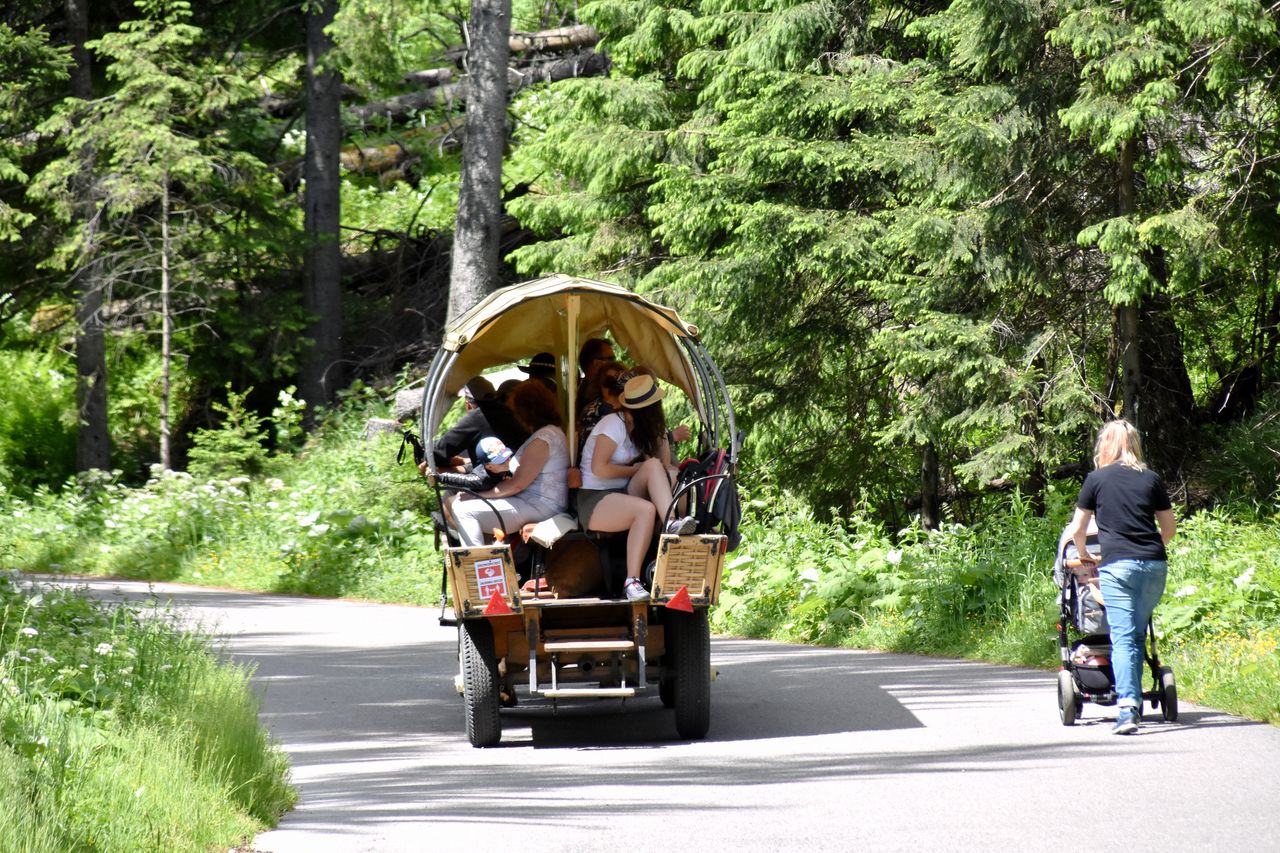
424;274;711;464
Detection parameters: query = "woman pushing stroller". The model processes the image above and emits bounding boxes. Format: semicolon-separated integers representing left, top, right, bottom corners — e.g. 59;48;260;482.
1063;419;1177;735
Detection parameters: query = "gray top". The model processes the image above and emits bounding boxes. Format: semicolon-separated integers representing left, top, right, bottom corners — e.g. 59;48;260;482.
516;425;569;517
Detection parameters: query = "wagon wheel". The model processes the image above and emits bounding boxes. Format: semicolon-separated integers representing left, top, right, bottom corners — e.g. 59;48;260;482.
668;609;711;739
460;620;502;747
659;676;676;708
1058;669;1079;726
1159;666;1178;723
659;632;676;708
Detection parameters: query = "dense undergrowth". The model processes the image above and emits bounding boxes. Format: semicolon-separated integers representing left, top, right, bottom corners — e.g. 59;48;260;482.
0;574;295;851
3;390;1278;730
715;483;1280;724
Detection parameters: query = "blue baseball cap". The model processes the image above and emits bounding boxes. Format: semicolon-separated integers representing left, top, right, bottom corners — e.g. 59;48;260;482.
475;436;513;465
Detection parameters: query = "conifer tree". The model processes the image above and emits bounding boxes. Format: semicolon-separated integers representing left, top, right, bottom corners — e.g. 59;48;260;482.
28;0;274;470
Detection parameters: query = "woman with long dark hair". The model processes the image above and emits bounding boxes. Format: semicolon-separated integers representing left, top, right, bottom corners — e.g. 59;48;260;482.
576;372;696;601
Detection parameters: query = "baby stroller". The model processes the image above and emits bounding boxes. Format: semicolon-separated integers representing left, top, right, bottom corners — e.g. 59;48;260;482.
1054;524;1178;726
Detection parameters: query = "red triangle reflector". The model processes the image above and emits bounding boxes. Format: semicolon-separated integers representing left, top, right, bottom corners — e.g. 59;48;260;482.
665;585;694;613
483;591;513;616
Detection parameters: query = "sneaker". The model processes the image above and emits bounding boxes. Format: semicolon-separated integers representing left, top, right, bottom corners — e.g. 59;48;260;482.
664;515;698;536
1112;710;1139;735
623;577;650;602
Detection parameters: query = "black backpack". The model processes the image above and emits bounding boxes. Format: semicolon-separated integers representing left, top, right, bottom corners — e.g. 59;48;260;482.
674;448;742;551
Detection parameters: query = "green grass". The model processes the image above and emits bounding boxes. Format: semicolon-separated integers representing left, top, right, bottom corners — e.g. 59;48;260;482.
0;575;295;851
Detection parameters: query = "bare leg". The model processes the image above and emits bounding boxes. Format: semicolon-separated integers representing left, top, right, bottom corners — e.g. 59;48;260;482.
587;492;656;579
627;457;676;523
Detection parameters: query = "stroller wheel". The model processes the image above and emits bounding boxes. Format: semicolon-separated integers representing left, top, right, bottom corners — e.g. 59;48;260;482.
1058;670;1079;726
1159;666;1178;722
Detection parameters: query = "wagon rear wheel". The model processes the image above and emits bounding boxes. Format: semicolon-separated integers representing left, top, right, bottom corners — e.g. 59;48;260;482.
461;620;501;747
668;609;711;739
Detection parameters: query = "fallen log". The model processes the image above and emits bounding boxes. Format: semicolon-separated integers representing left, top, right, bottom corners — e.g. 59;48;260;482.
350;50;608;126
404;68;455;88
439;24;600;64
509;24;599;53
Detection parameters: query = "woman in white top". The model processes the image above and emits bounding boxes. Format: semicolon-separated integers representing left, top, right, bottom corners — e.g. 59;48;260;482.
576;372;696;601
451;380;569;546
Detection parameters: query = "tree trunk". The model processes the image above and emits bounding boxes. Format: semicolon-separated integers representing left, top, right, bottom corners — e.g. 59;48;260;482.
160;179;172;470
1115;138;1195;476
920;441;941;531
66;0;111;472
301;0;345;415
447;0;512;324
1115;136;1143;429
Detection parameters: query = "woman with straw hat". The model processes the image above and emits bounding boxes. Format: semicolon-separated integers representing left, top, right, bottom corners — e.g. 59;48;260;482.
577;372;697;601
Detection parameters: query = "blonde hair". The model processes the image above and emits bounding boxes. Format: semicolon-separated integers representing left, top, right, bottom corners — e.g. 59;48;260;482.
1093;419;1145;470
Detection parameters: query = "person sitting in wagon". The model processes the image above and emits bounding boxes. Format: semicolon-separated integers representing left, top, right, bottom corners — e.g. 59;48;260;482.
576;373;697;601
431;376;528;470
450;380;569;546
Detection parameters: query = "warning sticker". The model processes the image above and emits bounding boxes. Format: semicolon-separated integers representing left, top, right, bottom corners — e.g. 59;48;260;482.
475;558;507;599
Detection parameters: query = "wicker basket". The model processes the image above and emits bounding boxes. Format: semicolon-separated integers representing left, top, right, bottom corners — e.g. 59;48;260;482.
445;544;523;618
652;533;726;605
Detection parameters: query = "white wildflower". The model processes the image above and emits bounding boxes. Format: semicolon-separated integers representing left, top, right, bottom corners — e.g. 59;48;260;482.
1233;567;1256;588
19;626;38;637
95;642;114;656
1173;585;1198;598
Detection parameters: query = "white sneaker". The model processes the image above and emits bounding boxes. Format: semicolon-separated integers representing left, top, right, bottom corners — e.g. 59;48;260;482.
623;578;650;602
664;516;697;536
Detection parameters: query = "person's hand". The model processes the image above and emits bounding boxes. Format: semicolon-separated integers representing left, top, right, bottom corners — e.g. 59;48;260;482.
670;424;691;443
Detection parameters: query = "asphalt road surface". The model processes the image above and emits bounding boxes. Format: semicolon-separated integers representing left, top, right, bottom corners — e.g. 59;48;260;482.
34;577;1280;853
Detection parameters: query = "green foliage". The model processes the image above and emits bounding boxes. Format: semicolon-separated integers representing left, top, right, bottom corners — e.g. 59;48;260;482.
0;347;76;496
0;575;294;848
1193;395;1280;503
186;385;269;481
0;23;70;242
0;390;440;603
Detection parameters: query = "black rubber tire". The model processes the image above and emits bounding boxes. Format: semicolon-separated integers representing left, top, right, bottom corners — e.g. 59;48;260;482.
659;676;676;708
460;620;501;747
1160;666;1178;723
668;609;711;739
1058;670;1079;726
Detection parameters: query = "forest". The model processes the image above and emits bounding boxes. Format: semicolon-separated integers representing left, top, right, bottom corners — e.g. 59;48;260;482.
1;3;1278;843
2;0;1278;524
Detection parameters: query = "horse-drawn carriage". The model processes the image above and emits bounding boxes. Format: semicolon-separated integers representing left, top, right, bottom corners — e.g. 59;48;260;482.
419;275;742;746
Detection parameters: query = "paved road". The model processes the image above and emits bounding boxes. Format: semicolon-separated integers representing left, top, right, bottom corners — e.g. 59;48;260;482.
34;577;1280;852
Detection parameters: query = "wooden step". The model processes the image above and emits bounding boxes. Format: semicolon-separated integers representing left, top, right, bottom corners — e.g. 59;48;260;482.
544;639;636;653
540;687;637;699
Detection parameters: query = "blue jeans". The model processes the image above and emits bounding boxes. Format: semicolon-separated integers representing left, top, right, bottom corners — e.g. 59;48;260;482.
1099;559;1168;711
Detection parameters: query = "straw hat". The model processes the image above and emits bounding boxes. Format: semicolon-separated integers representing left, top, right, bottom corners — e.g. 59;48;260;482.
621;374;665;409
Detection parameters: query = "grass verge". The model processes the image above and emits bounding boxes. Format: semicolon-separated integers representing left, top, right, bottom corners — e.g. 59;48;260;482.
0;574;295;851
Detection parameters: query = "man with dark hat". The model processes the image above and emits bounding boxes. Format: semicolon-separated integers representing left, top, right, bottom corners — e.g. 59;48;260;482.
520;352;558;390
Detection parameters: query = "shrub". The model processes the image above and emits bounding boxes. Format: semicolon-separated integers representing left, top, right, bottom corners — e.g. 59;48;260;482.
0;348;76;496
187;385;269;481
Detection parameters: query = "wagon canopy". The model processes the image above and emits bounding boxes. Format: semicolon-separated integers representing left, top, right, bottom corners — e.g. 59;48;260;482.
422;274;731;468
441;275;699;397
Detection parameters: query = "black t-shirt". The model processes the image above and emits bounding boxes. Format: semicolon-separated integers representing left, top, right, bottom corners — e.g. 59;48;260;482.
1076;464;1172;564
